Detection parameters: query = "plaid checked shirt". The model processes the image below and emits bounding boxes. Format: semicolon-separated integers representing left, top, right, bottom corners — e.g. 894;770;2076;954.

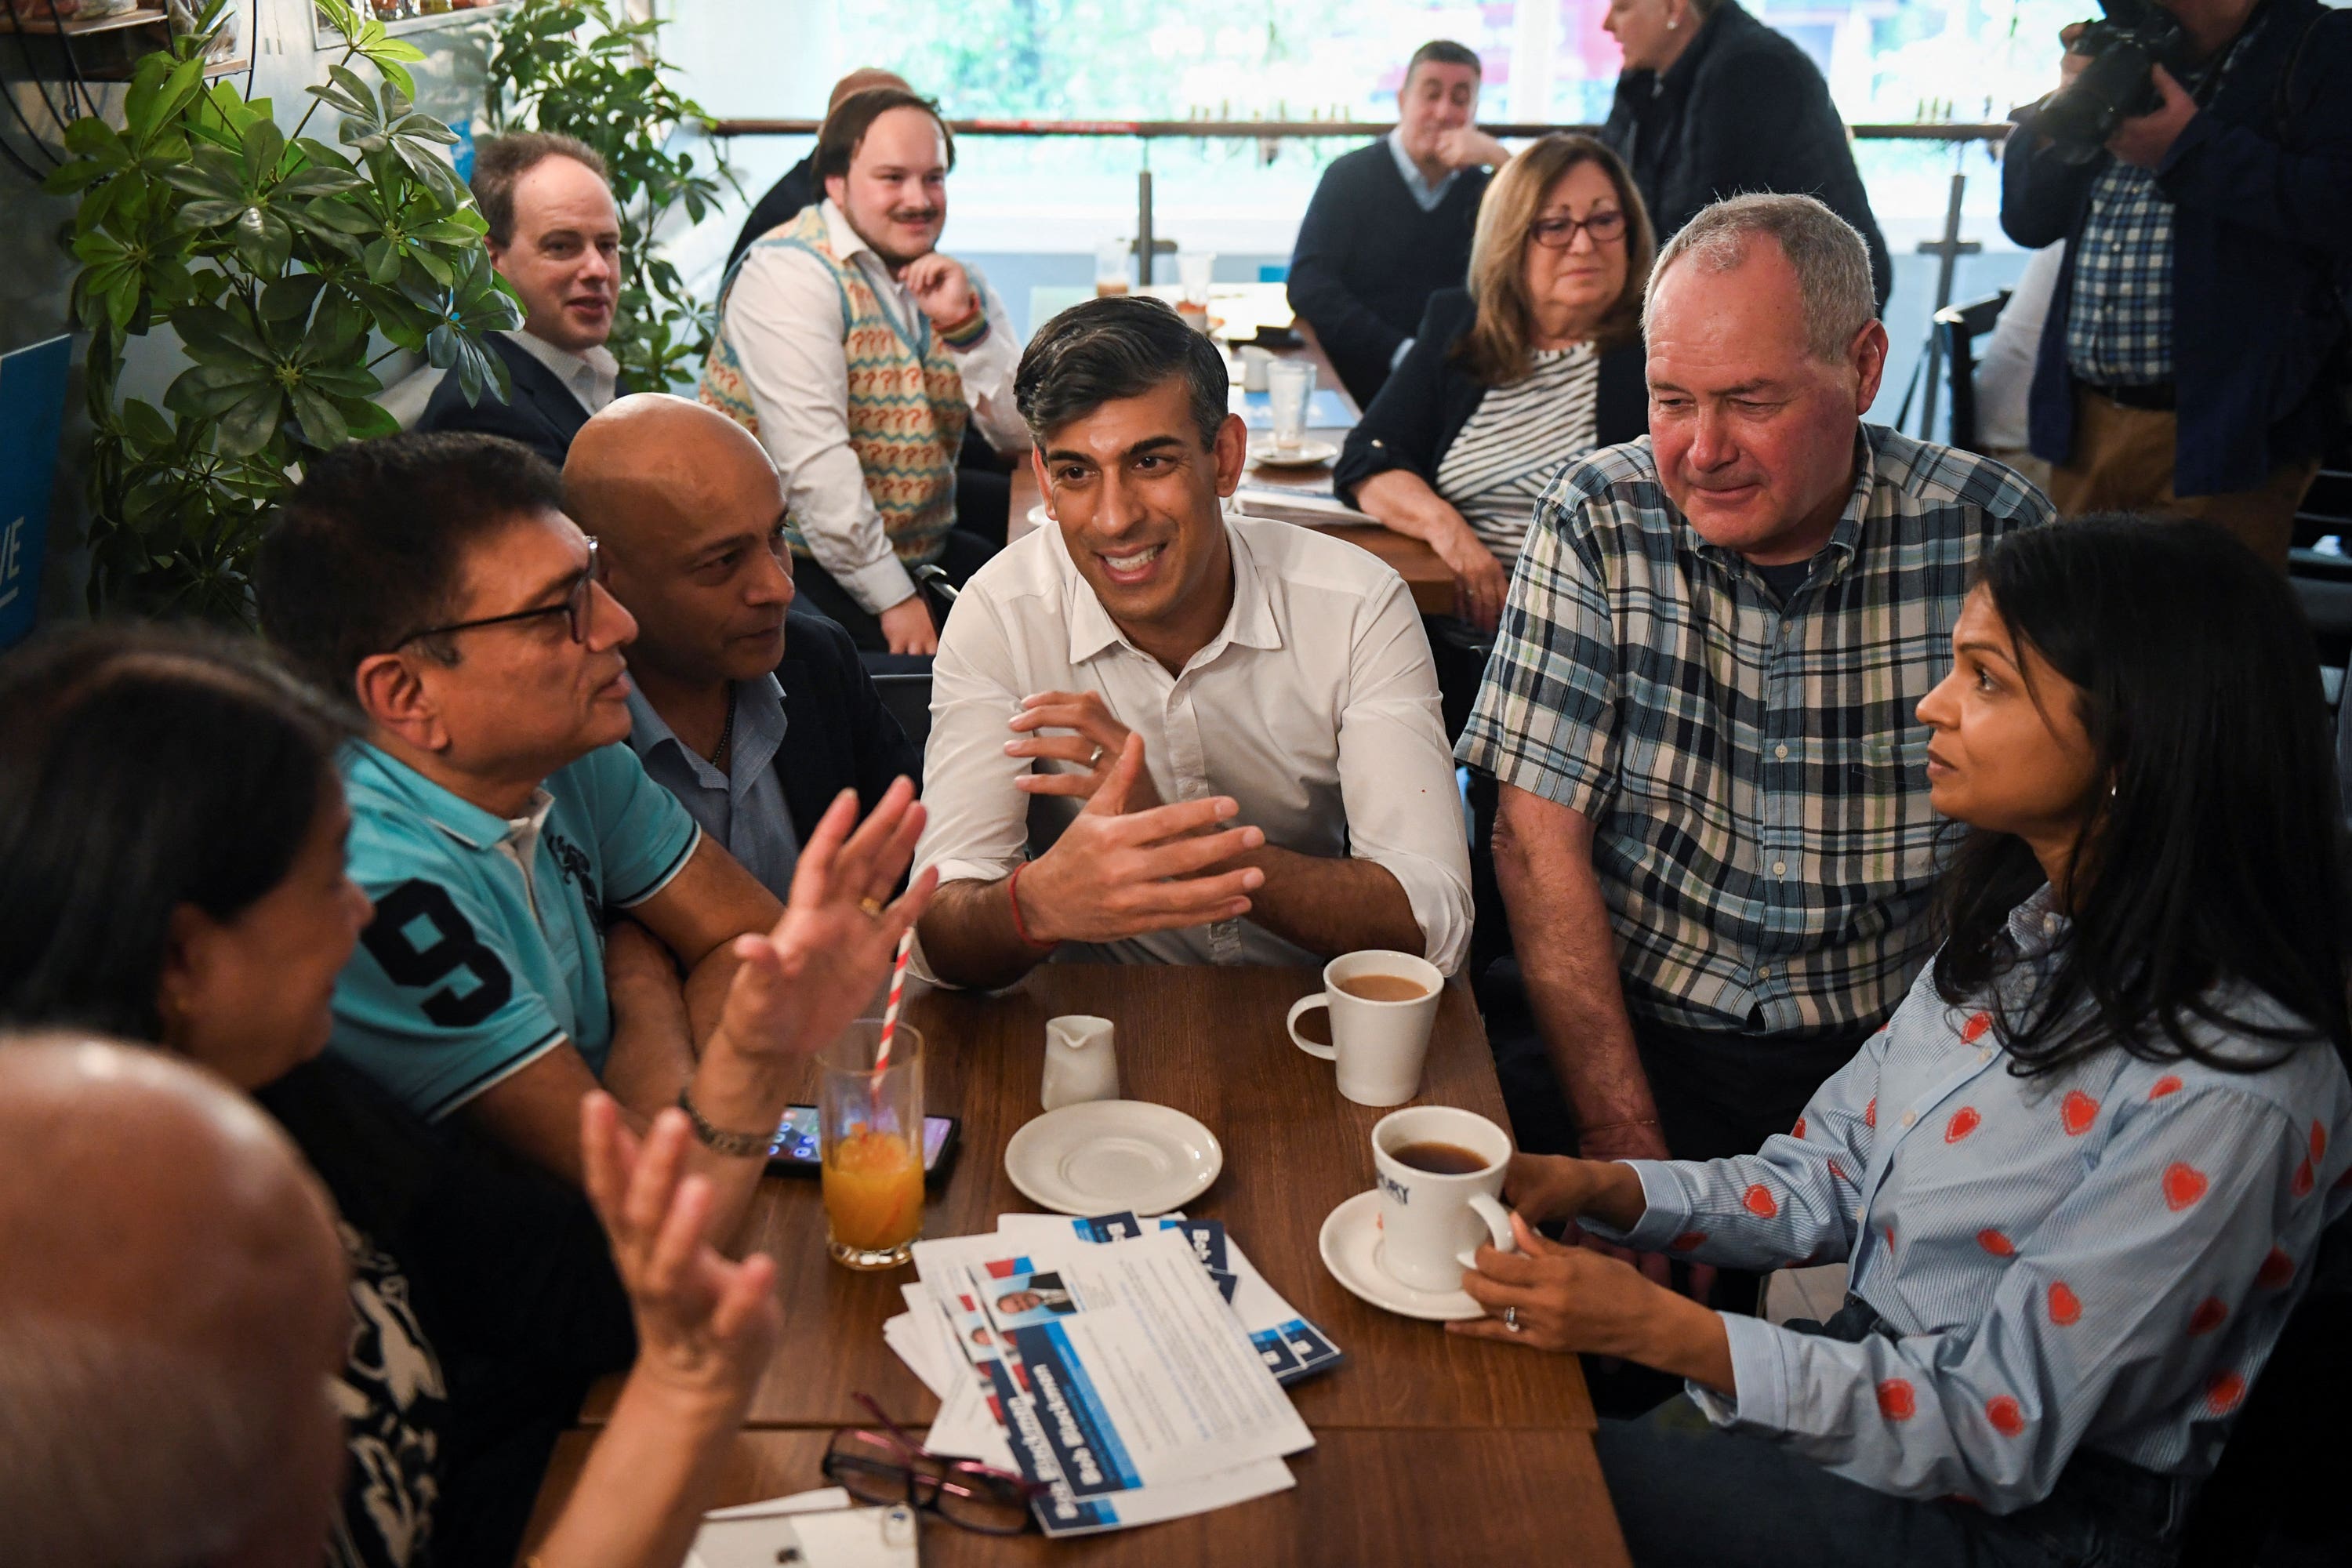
2062;29;2259;387
1458;426;2053;1036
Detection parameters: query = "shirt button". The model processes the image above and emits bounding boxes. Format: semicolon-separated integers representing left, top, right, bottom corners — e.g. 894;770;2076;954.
1979;1048;1994;1064
1756;966;1772;981
1774;744;1789;760
1899;1109;1917;1128
1773;861;1787;877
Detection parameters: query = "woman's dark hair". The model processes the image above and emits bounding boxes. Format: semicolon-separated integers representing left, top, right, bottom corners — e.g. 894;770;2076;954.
0;624;350;1042
1932;515;2351;1077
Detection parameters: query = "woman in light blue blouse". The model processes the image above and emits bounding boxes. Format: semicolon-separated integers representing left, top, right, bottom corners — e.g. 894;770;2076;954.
1457;517;2352;1566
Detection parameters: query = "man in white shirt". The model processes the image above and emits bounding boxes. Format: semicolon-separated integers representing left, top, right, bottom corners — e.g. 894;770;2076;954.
699;89;1027;656
416;132;621;466
912;297;1472;989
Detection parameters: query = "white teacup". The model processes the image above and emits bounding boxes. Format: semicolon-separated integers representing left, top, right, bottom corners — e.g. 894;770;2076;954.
1286;949;1443;1107
1370;1105;1517;1294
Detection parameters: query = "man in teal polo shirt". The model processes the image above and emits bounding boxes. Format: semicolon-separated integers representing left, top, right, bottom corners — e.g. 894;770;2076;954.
258;431;931;1210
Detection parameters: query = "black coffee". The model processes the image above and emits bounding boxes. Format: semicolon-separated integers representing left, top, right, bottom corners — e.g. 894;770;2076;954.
1392;1140;1490;1175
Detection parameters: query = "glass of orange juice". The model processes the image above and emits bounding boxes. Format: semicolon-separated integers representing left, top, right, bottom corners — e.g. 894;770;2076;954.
819;1019;926;1270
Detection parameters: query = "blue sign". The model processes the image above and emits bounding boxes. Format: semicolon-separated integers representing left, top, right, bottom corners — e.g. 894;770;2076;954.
0;335;70;651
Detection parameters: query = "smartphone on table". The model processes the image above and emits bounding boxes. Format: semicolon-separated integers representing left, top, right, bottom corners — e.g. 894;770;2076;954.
768;1105;960;1185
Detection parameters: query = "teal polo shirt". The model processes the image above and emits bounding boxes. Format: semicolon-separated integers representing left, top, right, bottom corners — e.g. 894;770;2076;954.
331;740;700;1121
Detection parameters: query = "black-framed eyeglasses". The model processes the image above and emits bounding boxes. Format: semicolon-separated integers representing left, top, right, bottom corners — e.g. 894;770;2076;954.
822;1392;1044;1535
1529;209;1628;249
396;538;599;649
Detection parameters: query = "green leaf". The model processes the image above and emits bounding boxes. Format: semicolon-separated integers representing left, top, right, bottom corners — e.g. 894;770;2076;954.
239;117;285;178
173;303;273;364
121;398;176;449
165;360;272;420
287;384;350;450
338;397;402;441
213;385;286;459
258;271;327;325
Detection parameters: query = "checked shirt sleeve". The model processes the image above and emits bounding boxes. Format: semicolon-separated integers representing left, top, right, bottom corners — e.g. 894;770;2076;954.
1690;1087;2316;1513
1587;1025;1888;1272
1454;481;1621;818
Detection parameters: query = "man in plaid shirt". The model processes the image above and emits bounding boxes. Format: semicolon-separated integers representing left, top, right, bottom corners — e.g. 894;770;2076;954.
2002;0;2352;566
1460;197;2052;1304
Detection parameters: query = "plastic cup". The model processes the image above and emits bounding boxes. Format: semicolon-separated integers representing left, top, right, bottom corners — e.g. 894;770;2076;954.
1266;360;1314;451
1094;237;1131;298
1177;250;1215;304
820;1019;925;1270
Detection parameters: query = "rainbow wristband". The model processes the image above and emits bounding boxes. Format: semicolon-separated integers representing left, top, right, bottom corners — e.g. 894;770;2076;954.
938;305;991;351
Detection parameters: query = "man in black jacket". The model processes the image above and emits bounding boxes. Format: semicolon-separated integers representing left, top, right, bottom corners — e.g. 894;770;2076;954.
1600;0;1892;309
1287;40;1506;407
724;67;910;273
564;396;922;904
417;132;624;466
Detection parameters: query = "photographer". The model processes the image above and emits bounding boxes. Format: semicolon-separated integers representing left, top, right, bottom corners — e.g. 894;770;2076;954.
2000;0;2352;566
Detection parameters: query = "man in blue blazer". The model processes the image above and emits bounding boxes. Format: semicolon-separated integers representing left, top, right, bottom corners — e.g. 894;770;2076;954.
564;395;921;903
419;132;626;467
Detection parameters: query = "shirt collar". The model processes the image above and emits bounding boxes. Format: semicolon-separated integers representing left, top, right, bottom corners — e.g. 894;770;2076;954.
624;673;789;787
499;328;618;409
2005;884;2069;959
1048;515;1283;668
347;740;552;855
822;197;886;272
1385;128;1459;209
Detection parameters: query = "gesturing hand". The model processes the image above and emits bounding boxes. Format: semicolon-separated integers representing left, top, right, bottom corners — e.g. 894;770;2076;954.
1006;690;1163;810
1013;734;1267;946
581;1092;782;1403
713;776;938;1064
902;252;982;332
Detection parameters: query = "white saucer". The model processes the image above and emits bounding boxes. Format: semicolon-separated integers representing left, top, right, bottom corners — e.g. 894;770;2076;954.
1249;437;1339;468
1003;1101;1223;1218
1316;1189;1483;1322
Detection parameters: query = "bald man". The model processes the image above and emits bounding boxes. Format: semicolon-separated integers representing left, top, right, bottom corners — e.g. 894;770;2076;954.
0;1034;349;1568
725;67;912;271
567;394;921;902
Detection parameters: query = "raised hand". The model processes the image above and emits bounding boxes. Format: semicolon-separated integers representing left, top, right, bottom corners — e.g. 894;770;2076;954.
713;777;938;1064
580;1092;782;1402
1012;734;1268;946
1006;689;1163;809
902;252;982;332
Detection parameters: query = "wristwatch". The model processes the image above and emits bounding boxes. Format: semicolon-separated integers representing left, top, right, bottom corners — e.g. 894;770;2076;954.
676;1085;772;1159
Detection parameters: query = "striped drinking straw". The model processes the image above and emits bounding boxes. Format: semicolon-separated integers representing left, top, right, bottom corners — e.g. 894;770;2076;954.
871;927;915;1087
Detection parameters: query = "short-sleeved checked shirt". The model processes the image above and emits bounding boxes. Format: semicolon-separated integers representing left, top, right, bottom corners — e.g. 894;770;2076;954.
331;740;701;1121
2062;27;2259;387
1458;427;2053;1036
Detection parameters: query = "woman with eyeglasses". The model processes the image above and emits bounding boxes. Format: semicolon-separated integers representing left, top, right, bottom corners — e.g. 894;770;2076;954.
1452;518;2352;1566
0;624;931;1568
1335;135;1654;724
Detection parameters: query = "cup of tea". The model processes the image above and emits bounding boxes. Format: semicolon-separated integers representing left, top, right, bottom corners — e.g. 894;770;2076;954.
1370;1105;1517;1293
1286;949;1443;1106
819;1018;926;1270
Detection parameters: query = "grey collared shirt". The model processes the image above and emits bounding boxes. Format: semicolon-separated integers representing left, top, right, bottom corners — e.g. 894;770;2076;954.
1385;127;1460;212
625;674;800;902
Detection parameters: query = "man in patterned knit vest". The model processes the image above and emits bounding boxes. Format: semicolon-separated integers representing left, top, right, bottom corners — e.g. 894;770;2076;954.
701;88;1026;655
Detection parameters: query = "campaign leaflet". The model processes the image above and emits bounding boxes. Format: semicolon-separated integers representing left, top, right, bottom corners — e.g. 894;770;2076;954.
999;1212;1346;1385
947;1230;1307;1537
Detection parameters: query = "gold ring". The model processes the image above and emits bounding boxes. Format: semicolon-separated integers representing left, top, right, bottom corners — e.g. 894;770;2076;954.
858;896;886;919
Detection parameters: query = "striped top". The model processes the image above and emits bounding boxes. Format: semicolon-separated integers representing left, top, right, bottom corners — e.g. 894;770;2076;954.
1595;887;2352;1509
1457;427;2053;1035
1432;342;1602;561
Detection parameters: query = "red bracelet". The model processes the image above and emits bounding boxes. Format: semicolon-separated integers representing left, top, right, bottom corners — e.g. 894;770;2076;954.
1006;862;1057;949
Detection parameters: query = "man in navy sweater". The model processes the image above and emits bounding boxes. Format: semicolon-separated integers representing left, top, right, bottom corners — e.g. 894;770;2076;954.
1287;41;1507;407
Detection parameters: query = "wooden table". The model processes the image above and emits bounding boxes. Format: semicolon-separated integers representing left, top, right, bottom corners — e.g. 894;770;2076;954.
532;966;1628;1565
1006;330;1459;619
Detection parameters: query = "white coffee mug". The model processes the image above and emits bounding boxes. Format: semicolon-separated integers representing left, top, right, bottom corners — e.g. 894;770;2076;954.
1370;1105;1517;1294
1286;949;1443;1107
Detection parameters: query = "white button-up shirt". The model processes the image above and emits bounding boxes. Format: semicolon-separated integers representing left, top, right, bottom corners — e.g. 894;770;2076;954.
717;198;1031;614
500;328;619;416
912;514;1474;975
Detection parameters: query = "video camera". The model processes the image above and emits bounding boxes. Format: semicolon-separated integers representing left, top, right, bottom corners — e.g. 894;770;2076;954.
2033;0;2190;161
